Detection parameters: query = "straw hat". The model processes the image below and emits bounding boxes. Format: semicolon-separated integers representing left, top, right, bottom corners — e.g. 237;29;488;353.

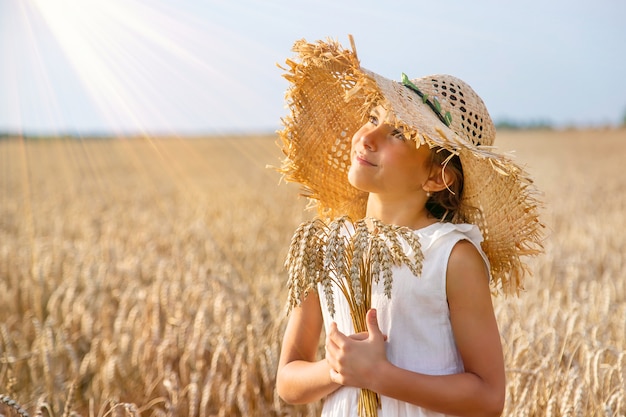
277;37;544;295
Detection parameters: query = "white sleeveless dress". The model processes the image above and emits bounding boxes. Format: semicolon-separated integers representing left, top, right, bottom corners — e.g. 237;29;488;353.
318;222;490;417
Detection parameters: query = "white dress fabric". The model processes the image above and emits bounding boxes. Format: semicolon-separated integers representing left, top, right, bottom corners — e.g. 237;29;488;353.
318;221;490;417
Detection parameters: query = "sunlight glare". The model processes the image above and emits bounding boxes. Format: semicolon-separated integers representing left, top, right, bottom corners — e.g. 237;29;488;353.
21;0;266;134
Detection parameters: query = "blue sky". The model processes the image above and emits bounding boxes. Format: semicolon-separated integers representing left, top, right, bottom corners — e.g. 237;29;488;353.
1;0;625;135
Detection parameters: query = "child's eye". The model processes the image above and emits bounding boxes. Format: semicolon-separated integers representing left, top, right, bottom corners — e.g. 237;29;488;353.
391;129;407;141
368;115;379;125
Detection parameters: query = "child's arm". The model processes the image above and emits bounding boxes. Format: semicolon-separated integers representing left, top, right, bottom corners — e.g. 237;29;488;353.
326;240;505;417
276;292;342;404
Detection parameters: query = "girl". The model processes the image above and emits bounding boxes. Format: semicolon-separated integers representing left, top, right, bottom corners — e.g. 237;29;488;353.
275;37;543;417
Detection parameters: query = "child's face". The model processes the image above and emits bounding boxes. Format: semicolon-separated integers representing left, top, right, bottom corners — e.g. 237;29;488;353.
347;105;433;198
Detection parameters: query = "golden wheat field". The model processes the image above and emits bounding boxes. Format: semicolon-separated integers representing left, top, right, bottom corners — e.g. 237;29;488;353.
0;128;624;417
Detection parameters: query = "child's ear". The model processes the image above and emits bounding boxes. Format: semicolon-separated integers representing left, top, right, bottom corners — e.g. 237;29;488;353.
423;165;455;193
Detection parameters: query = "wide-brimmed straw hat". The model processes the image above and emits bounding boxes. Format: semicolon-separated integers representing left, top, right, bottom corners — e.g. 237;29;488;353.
276;37;544;295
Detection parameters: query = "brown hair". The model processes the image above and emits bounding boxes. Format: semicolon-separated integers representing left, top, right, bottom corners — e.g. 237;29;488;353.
425;148;464;222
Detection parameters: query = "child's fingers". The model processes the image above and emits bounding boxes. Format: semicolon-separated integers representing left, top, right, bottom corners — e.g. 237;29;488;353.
365;308;386;342
327;321;349;347
348;332;369;341
325;322;343;361
325;324;343;384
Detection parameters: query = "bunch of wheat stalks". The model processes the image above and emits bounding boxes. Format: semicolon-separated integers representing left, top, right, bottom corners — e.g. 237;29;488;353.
285;216;424;417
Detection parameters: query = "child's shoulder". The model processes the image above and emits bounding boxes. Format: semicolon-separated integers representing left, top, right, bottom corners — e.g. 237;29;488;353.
416;222;484;250
417;222;490;274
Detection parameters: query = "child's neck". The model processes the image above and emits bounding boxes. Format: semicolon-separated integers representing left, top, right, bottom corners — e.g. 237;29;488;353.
365;194;436;230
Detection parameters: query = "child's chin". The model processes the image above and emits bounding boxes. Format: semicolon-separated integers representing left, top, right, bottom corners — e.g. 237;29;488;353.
347;175;371;193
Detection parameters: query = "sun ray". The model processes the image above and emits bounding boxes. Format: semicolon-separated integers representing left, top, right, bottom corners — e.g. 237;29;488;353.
10;0;277;135
2;1;68;135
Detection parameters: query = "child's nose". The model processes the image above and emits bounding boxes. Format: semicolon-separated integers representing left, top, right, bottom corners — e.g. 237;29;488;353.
360;126;383;150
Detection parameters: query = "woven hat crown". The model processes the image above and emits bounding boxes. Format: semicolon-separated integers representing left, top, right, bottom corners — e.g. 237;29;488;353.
411;75;495;147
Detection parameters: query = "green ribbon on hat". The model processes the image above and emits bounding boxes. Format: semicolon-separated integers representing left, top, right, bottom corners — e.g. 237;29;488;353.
401;73;453;127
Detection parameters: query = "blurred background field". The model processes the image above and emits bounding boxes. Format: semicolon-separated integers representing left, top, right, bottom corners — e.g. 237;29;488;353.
0;128;625;416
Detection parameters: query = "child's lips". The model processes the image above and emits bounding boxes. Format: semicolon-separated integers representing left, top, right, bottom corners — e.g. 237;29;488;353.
356;154;377;167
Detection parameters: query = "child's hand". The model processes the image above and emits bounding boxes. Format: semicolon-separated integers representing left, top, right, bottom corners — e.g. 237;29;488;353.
325;308;388;390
